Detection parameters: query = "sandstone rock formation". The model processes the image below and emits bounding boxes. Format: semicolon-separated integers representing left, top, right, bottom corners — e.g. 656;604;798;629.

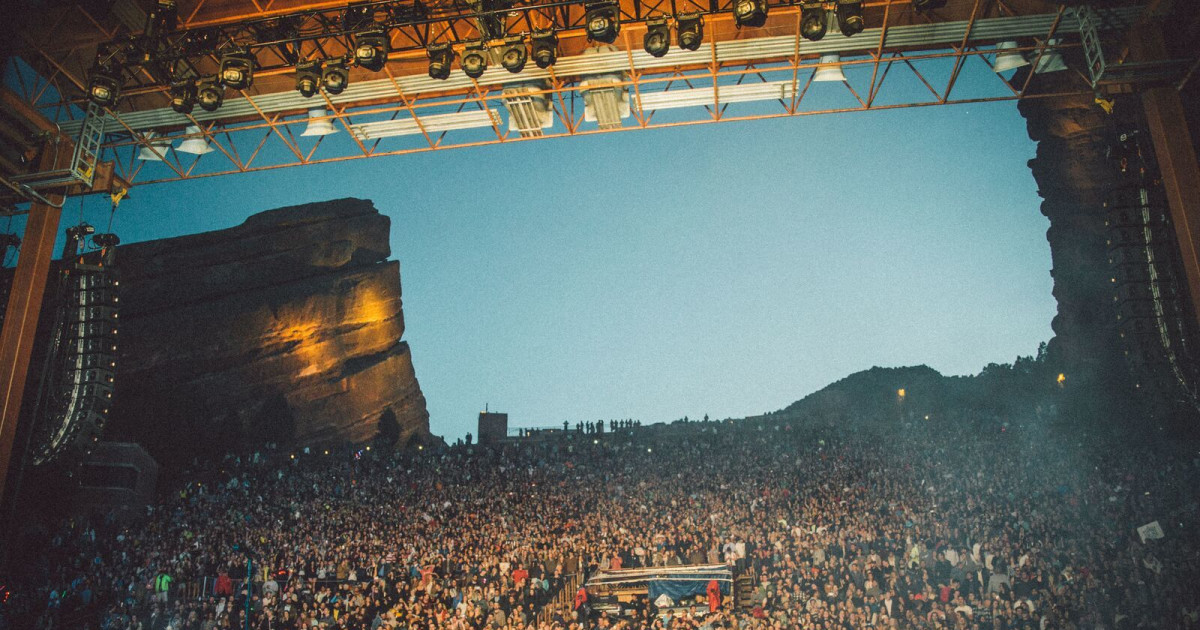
102;198;429;462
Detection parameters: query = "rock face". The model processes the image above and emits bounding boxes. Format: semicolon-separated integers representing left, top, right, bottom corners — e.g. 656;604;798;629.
103;198;429;462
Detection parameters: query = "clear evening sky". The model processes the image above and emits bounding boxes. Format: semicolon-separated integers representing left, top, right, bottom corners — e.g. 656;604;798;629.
8;59;1055;441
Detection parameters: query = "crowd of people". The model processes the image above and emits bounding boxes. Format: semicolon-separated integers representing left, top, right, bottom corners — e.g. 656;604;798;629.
3;410;1198;630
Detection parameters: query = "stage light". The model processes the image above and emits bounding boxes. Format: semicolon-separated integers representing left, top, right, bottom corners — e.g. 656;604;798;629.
196;78;224;111
295;61;321;97
644;17;670;58
500;36;528;73
136;132;172;161
676;13;704;51
427;44;454;80
813;53;845;81
800;2;827;41
531;30;558;68
1033;39;1068;73
168;80;196;114
175;125;214;155
912;0;947;12
581;70;630;129
354;30;389;72
836;0;864;37
585;1;620;43
462;42;488;79
218;52;254;90
992;41;1029;73
733;0;767;29
729;0;768;28
322;59;349;94
87;67;121;107
301;108;338;136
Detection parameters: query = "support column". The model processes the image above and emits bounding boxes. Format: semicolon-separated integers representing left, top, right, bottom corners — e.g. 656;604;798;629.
0;185;63;506
1131;24;1200;331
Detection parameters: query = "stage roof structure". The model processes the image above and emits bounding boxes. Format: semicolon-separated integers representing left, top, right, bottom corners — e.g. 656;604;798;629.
0;0;1191;205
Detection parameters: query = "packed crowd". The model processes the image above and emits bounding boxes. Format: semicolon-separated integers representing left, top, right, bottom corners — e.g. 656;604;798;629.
4;412;1198;630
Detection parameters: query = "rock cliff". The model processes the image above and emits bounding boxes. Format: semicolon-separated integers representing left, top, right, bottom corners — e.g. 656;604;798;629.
102;198;429;462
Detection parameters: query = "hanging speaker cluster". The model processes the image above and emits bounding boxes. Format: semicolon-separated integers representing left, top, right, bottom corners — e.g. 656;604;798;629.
32;229;121;466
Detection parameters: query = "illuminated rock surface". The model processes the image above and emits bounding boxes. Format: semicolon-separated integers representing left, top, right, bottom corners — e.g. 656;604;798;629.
104;198;429;462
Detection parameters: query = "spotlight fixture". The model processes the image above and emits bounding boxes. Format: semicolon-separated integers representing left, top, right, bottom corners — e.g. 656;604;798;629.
136;132;172;161
295;60;321;97
585;1;620;43
800;2;827;41
168;80;196;114
218;52;254;90
427;43;454;80
732;0;767;29
322;58;349;95
353;29;389;72
175;124;214;154
301;108;339;137
500;36;527;73
912;0;947;12
196;77;224;111
461;42;488;79
530;30;558;68
992;41;1029;73
676;13;704;51
643;17;670;57
836;0;864;37
87;67;121;107
813;53;845;82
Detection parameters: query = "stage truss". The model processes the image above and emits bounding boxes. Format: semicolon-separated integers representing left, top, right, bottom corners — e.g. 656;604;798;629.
0;1;1145;194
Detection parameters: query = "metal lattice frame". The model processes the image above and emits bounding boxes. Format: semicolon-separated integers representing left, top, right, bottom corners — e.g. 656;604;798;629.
1;2;1145;194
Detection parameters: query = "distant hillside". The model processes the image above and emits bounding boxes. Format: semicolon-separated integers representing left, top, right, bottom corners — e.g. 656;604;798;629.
765;356;1064;427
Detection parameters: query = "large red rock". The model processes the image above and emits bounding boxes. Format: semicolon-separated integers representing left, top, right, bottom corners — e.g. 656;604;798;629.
103;198;429;462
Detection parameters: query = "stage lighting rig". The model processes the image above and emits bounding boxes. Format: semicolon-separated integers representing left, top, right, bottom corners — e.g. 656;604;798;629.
462;42;489;79
531;30;559;68
428;44;454;79
644;17;670;58
473;0;512;40
322;59;350;94
87;66;121;107
836;1;864;37
295;61;321;97
500;36;528;73
732;0;768;29
801;2;828;41
168;80;196;114
196;78;224;111
354;30;390;72
219;52;254;90
585;1;621;43
677;13;704;51
143;0;178;42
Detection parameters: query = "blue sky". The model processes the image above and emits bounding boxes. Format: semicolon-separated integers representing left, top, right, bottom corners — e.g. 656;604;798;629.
7;60;1055;441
